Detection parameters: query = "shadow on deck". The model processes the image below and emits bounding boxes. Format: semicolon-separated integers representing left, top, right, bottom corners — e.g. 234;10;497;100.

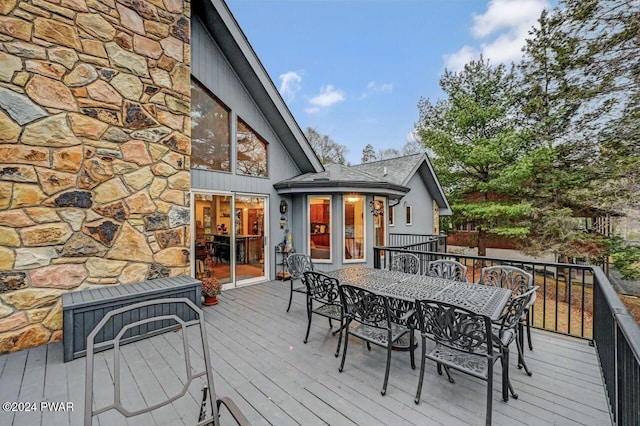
0;280;611;425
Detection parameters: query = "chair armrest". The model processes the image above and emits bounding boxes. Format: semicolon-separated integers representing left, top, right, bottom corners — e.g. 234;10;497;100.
217;396;251;426
399;309;415;323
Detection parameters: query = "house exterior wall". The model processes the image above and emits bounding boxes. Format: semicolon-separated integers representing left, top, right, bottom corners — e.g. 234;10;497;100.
389;173;435;236
0;0;191;353
190;17;301;280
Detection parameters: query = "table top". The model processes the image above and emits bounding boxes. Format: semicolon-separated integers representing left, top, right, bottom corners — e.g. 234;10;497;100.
326;266;512;320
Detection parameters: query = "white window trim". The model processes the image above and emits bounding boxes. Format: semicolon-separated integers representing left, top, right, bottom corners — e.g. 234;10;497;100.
308;195;332;263
389;205;395;227
343;195;366;263
406;205;413;226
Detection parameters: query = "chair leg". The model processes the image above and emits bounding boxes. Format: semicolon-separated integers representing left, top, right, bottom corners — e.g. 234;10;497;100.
409;329;416;370
515;325;533;376
486;362;493;426
414;337;427;404
286;279;294;312
339;322;350;372
381;334;393;396
526;314;534;350
334;317;343;357
304;299;312;344
502;347;518;401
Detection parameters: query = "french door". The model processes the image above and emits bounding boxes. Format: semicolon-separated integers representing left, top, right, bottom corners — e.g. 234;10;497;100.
193;191;268;287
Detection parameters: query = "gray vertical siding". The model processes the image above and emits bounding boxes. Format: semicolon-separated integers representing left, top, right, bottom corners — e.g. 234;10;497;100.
190;17;303;280
389;173;435;236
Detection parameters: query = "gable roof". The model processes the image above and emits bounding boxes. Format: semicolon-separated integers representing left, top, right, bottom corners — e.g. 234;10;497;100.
193;0;323;174
274;163;409;197
352;153;452;215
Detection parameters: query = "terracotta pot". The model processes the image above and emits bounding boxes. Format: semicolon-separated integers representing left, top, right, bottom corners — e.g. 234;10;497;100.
203;295;219;306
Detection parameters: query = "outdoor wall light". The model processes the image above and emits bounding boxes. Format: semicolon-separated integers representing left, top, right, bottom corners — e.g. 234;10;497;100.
279;200;288;215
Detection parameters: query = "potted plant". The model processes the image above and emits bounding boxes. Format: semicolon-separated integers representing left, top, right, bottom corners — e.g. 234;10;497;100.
201;277;222;306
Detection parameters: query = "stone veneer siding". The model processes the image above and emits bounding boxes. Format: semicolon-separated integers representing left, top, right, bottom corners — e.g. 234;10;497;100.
0;0;191;353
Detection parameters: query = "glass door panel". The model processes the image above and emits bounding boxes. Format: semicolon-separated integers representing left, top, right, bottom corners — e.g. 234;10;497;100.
234;195;266;283
194;193;232;284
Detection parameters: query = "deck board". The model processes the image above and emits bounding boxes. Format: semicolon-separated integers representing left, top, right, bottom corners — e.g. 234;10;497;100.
0;280;612;425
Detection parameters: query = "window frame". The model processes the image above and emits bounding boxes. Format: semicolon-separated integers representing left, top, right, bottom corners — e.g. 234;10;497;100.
308;195;332;263
235;116;269;178
406;205;413;226
343;195;366;263
388;205;395;227
190;77;232;173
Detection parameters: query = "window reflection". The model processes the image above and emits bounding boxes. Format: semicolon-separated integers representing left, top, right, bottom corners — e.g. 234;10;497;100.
309;196;331;260
344;196;365;261
237;118;268;177
190;79;231;172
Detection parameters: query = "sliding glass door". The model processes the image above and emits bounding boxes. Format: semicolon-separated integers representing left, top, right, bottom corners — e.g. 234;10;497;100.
193;192;268;286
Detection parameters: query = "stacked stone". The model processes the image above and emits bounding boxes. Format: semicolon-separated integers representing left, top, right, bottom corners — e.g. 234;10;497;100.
0;0;191;353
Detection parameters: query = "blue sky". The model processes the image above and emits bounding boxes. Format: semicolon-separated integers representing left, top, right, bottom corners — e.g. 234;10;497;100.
225;0;552;164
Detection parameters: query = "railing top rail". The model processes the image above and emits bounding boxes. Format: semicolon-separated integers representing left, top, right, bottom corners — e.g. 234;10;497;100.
593;267;640;362
374;246;594;271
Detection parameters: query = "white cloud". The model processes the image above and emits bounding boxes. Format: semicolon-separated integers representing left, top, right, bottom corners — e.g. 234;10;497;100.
444;46;480;72
279;71;302;102
444;0;549;71
308;85;345;108
305;107;321;114
360;81;393;98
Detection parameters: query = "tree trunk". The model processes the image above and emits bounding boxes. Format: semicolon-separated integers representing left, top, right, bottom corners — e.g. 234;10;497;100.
477;229;487;257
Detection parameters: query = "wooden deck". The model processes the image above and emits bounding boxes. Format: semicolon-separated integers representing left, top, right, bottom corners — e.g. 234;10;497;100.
0;280;612;425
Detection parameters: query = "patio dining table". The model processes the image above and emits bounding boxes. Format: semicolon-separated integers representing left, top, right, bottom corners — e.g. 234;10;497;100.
326;266;512;321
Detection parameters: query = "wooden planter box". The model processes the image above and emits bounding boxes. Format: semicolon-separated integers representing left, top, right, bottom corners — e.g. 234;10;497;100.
61;276;201;362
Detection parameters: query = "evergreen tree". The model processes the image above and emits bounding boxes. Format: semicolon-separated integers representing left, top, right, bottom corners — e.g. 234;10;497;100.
417;57;533;256
361;144;377;163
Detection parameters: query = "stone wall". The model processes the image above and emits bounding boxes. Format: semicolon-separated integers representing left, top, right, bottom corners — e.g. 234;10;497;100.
0;0;191;353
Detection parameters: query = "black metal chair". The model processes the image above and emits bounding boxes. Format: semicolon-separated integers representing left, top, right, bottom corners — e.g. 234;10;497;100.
84;298;251;426
414;299;514;426
389;252;420;274
302;271;344;357
479;265;535;375
285;253;314;312
338;284;414;395
427;259;468;282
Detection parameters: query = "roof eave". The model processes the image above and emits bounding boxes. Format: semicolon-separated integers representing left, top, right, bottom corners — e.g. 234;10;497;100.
194;0;323;174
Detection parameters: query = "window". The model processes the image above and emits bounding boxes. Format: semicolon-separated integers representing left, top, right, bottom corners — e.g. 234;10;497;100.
236;118;268;177
190;79;231;172
309;196;331;261
344;196;365;261
406;205;412;225
388;206;395;226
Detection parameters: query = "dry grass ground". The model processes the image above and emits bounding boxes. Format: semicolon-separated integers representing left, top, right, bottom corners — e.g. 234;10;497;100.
620;294;640;324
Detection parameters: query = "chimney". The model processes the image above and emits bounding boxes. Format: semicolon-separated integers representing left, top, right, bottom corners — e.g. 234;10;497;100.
383;167;387;176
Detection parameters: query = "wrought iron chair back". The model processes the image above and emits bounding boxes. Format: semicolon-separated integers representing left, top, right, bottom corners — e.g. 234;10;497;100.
338;284;414;395
428;259;468;282
339;284;390;329
415;300;492;357
496;287;538;335
84;298;250;426
285;253;314;312
301;271;344;356
414;299;507;426
303;271;340;305
287;253;314;279
479;265;533;297
389;252;420;274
